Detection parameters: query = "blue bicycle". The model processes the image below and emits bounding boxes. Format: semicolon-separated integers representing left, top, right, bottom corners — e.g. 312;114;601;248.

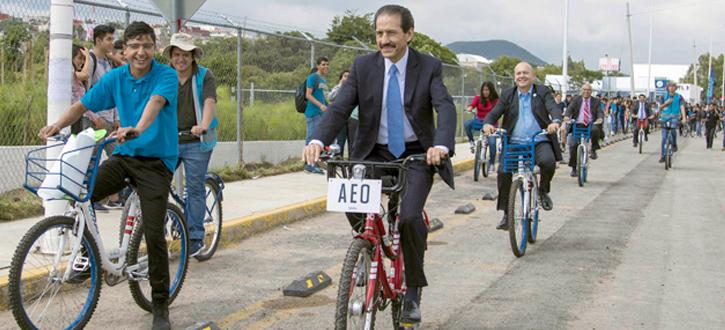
10;134;189;329
661;118;678;170
572;123;592;187
489;129;547;257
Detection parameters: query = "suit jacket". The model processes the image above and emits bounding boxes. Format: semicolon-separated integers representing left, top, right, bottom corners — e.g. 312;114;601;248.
483;83;563;161
631;101;652;118
311;47;457;188
565;96;605;123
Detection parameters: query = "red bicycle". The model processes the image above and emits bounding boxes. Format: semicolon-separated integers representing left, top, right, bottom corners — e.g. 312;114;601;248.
322;149;430;330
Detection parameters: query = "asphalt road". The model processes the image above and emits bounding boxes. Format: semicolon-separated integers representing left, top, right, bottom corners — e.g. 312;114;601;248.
1;134;723;330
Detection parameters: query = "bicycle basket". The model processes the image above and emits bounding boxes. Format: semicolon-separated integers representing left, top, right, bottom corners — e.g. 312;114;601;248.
572;125;591;141
501;137;535;173
25;129;107;202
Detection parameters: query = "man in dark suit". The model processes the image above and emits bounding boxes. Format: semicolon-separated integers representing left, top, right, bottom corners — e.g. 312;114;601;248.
483;62;562;230
564;83;604;177
302;5;457;325
631;94;653;146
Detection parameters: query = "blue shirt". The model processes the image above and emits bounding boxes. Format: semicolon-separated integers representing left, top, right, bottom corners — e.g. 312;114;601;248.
511;87;546;144
81;60;179;172
662;92;682;121
304;72;328;118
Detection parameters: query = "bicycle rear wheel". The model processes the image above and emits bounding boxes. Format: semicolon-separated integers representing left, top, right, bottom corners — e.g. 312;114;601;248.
473;140;482;182
335;238;377;330
482;142;490;178
9;216;102;330
507;178;528;257
194;178;223;261
127;203;189;312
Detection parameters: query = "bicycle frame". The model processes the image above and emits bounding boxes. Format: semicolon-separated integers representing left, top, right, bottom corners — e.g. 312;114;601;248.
355;212;404;310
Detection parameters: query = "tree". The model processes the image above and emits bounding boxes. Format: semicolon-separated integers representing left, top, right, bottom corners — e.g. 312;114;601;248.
326;10;375;46
0;19;32;73
410;32;457;65
682;53;724;102
489;55;521;78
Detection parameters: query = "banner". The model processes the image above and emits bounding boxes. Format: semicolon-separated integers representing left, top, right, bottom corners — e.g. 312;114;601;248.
707;68;715;103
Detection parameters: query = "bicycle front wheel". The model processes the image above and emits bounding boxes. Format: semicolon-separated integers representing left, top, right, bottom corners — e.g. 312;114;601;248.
194;178;223;261
334;238;377;330
577;145;585;187
9;216;102;330
127;203;189;312
507;178;528;257
639;131;643;154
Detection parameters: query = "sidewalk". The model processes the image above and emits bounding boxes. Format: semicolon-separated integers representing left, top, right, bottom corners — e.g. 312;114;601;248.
0;143;475;276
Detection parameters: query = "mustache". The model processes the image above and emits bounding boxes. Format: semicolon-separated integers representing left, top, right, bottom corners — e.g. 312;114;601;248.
379;43;396;49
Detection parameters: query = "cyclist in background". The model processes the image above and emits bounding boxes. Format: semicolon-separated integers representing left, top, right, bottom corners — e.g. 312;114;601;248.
657;81;687;163
464;81;499;172
164;33;219;257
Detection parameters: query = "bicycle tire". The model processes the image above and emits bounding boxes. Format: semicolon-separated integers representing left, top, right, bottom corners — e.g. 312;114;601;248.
9;216;102;330
334;238;377;330
639;131;643;154
527;183;539;244
507;178;527;257
577;144;585;187
482;142;490;178
194;178;223;261
473;140;482;182
127;203;189;312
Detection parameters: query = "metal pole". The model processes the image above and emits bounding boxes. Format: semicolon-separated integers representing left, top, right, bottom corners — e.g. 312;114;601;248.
626;3;636;98
460;67;465;138
708;35;713;103
721;52;724;105
125;8;130;27
236;28;243;164
310;42;315;69
605;54;609;97
562;0;569;98
646;0;653;98
45;0;73;218
694;40;698;102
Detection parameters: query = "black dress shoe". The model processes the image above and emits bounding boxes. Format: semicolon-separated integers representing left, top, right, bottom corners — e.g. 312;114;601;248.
152;303;171;330
658;157;665;163
570;168;577;177
540;192;553;211
590;151;598;160
496;214;508;230
401;299;421;324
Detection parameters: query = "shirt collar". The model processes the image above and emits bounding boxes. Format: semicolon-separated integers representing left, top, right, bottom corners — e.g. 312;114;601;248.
517;86;533;98
124;59;156;82
384;47;409;78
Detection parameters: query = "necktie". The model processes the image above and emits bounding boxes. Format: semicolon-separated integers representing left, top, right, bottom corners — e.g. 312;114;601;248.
582;99;591;125
387;65;405;158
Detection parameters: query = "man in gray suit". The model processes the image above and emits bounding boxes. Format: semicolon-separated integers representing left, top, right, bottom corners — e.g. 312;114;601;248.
483;62;562;230
302;4;457;325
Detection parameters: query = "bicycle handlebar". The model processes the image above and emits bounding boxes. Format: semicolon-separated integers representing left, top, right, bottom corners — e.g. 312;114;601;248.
324;153;432;194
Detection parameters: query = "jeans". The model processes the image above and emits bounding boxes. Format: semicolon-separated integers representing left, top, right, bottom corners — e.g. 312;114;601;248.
464;118;484;142
661;126;678;157
696;121;702;136
177;142;212;241
91;155;172;305
305;113;323;144
611;115;618;134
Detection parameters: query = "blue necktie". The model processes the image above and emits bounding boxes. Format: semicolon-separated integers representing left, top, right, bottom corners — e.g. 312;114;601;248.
387;65;405;158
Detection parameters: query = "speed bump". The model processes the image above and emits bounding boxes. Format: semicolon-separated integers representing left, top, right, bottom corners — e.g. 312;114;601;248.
455;203;476;214
283;271;332;297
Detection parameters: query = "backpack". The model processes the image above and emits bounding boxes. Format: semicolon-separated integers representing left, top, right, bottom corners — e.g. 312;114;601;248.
294;80;307;114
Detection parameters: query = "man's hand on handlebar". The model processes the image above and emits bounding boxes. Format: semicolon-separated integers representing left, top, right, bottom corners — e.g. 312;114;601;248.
426;147;447;166
38;124;61;140
190;125;207;136
483;124;496;135
302;143;323;166
547;122;560;135
112;127;140;144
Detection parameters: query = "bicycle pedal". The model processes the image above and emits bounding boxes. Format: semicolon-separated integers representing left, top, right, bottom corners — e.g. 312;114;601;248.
72;256;90;272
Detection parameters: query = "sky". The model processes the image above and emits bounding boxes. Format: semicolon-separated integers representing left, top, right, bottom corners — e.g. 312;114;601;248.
196;0;725;74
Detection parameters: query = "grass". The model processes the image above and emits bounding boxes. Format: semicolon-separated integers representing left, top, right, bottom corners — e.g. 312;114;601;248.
0;188;44;221
215;157;304;182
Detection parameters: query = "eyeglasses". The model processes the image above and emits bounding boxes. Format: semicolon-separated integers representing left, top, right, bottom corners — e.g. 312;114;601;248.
126;43;155;51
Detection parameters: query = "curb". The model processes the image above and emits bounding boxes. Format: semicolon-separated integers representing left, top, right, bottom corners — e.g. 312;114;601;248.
0;157;476;312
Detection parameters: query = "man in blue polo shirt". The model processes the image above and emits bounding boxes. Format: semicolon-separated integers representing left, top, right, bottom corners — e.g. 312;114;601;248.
657;81;687;162
40;21;177;330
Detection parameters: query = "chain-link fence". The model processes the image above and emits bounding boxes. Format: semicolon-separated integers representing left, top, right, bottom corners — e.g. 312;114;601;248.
0;0;515;193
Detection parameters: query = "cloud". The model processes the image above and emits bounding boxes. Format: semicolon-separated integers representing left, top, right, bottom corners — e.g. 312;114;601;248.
198;0;723;72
